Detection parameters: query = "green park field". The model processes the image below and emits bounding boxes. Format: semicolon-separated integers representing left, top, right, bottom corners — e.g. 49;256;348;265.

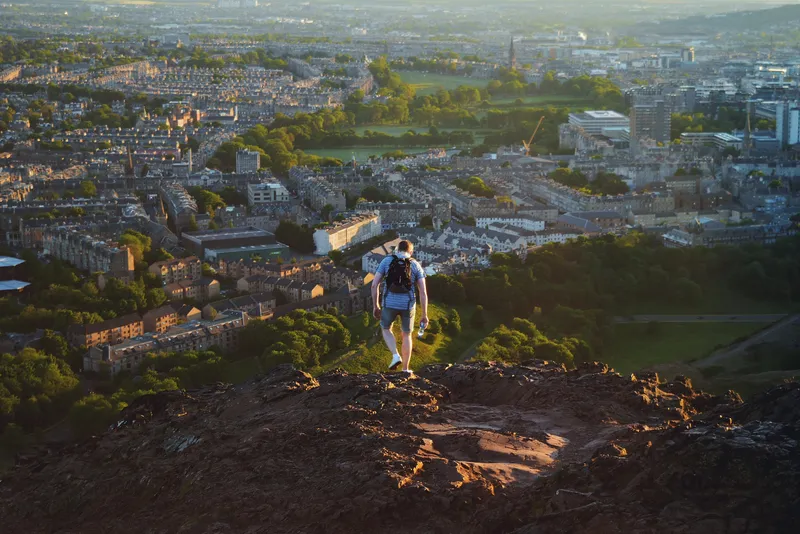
304;146;418;161
398;71;486;95
604;322;768;375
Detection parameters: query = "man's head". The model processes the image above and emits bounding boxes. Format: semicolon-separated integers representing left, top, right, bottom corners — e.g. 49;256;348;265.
397;240;413;255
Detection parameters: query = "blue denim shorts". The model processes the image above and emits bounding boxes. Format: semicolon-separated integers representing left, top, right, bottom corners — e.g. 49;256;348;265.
380;307;416;333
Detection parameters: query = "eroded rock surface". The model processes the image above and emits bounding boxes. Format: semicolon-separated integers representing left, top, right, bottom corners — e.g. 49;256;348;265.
1;362;797;533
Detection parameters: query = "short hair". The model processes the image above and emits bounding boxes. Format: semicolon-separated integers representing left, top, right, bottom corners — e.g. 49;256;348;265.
397;240;413;252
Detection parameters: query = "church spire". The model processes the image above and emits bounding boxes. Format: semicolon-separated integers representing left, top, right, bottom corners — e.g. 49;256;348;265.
509;38;517;70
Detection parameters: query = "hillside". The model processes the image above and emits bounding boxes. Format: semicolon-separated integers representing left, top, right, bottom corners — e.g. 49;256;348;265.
1;361;798;533
630;4;800;36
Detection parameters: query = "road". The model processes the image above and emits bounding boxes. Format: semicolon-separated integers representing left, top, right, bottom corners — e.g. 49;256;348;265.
613;314;788;324
693;314;800;368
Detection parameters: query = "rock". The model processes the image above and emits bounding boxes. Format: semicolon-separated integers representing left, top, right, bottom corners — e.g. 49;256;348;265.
0;363;798;534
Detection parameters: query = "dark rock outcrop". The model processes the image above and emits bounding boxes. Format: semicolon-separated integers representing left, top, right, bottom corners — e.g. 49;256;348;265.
1;362;797;533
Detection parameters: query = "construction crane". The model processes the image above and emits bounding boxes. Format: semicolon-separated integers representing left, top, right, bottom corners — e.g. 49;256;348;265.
521;116;545;156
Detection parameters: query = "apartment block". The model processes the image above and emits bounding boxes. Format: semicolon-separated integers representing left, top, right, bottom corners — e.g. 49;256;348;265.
313;213;382;255
68;313;144;348
356;200;451;229
148;256;202;284
43;227;135;273
298;176;347;212
164;278;221;302
83;311;248;375
142;305;179;333
236;149;261;174
218;257;328;282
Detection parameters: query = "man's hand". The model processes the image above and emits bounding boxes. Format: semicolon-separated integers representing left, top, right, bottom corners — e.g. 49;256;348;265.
420;313;429;327
373;306;382;321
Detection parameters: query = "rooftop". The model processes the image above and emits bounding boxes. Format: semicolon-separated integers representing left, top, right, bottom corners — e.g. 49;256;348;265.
0;256;25;268
574;110;628;120
183;226;275;244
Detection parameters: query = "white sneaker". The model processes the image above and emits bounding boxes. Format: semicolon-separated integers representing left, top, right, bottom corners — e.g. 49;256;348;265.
388;354;402;370
402;369;414;377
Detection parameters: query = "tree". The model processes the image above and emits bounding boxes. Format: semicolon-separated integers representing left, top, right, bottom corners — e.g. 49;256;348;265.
321;204;334;221
328;250;344;266
446;309;462;336
427;319;441;335
419;215;433;229
68;393;121;438
187;215;199;232
470;305;486;329
79;180;97;198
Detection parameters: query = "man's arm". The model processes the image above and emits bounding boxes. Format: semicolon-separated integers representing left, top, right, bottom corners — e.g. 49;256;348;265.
371;272;383;320
417;277;428;324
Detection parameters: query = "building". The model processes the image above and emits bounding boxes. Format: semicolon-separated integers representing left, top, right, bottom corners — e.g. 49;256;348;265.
681;47;695;63
679;132;744;151
148;256;202;284
313;213;382;255
567;111;630;135
83;311;248;375
663;223;797;248
247;181;290;205
630;96;671;149
203;293;276;320
159;182;198;233
182;226;286;261
142;305;179;333
172;302;202;322
476;215;545;232
443;222;528;253
68;313;144;348
236;149;261;174
356;201;450;230
509;38;517;70
776;100;800;148
43;228;135;274
271;283;373;320
164;278;221;302
298;176;347;212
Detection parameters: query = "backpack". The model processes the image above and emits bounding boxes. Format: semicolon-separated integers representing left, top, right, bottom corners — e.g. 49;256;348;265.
386;255;413;294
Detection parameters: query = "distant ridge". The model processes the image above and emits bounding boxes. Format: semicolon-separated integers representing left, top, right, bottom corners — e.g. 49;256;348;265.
630;3;800;36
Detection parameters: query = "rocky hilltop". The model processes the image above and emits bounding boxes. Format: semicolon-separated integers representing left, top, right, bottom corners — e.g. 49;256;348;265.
1;361;798;534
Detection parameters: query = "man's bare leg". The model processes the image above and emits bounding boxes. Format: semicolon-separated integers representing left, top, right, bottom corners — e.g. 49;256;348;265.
401;331;413;371
381;326;398;355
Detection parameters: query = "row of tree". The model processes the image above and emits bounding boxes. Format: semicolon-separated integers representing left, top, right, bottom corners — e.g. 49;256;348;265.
428;233;800;359
548;168;630;196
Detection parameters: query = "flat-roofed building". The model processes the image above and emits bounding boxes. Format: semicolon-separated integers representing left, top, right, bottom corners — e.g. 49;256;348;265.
568;110;630;134
247;181;290;205
313;213;381;255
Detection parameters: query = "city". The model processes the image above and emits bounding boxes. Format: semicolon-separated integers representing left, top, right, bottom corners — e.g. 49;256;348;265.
0;1;799;532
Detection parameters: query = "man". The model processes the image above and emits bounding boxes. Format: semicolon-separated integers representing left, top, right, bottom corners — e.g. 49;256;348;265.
371;240;428;374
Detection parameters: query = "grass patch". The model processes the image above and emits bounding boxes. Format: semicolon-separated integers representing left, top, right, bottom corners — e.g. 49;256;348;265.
303;147;421;161
224;357;264;383
487;95;596;107
323;302;498;374
399;71;486;95
605;322;769;375
349;125;498;144
620;286;798;315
